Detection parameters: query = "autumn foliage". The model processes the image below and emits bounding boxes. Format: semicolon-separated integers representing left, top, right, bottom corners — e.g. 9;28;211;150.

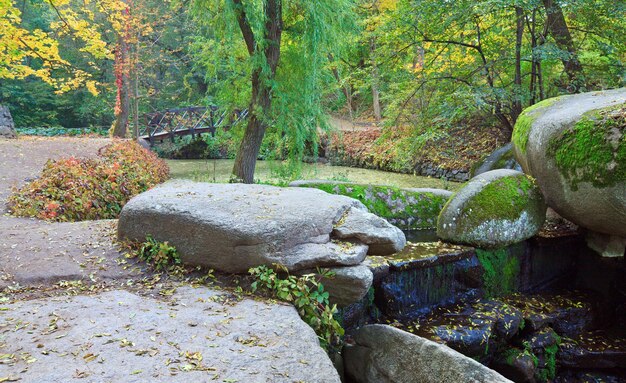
8;140;169;221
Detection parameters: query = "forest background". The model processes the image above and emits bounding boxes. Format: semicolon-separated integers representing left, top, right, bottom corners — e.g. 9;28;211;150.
2;0;624;177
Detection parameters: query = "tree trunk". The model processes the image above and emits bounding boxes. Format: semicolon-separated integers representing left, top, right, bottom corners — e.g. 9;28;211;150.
370;38;382;122
527;11;538;105
328;53;354;121
112;14;130;138
231;0;282;183
112;39;130;137
232;71;272;183
512;6;524;120
542;0;584;91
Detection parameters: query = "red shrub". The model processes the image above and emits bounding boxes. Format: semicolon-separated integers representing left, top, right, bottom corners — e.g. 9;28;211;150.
8;140;169;221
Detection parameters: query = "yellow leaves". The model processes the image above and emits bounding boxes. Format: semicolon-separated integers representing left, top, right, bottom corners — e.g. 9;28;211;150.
0;0;124;94
378;0;398;12
86;80;99;96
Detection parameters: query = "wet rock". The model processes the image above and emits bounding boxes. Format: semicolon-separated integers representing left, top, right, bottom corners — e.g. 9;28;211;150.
343;324;512;383
585;231;626;258
511;89;626;255
558;330;626;369
502;292;597;337
492;347;537;383
554;370;626;383
437;170;546;248
413;299;523;359
118;181;405;273
515;327;561;382
333;206;406;255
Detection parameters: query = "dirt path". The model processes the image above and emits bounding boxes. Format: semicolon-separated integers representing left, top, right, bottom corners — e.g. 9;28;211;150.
0;137;339;382
328;115;380;132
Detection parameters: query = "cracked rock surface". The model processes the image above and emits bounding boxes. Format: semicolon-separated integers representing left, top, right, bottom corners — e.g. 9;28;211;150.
118;180;406;274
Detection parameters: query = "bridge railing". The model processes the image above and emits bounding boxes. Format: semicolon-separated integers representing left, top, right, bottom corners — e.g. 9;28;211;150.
141;106;248;145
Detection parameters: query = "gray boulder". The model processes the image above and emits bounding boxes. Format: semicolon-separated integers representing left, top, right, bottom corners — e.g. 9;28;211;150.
333;207;406;255
320;264;373;307
290;180;452;230
343;324;512;383
473;143;522;176
0;106;16;139
512;89;626;256
437;170;546;248
118;180;405;273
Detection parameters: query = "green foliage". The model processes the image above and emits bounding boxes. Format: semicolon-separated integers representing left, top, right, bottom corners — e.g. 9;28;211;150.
190;0;357;168
296;181;449;230
137;236;182;271
548;104;625;191
8;140;170;221
248;265;344;350
16;126;109;137
476;248;520;298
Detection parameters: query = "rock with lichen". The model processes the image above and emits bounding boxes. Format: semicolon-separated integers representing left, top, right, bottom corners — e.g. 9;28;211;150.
511;88;626;257
436;170;546;248
0;106;16;139
290;180;452;230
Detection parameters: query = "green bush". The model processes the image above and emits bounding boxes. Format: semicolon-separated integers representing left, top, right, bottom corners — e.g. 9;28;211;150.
137;235;182;271
16;126;109;137
8;140;170;221
249;265;344;350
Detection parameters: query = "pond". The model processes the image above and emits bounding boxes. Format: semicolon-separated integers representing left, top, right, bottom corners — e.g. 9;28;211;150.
167;159;463;190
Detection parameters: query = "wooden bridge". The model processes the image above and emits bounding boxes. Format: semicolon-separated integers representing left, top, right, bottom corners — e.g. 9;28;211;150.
140;106;248;145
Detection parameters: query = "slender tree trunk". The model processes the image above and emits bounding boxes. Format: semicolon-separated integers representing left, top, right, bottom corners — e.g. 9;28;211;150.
542;0;584;91
328;53;353;121
232;0;282;183
370;38;382;122
112;35;130;138
132;31;140;140
513;6;524;120
527;11;538;105
112;3;132;138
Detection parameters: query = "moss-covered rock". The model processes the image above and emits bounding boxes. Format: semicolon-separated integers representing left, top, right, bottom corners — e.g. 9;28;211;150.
289;180;453;230
511;88;626;251
437;170;546;248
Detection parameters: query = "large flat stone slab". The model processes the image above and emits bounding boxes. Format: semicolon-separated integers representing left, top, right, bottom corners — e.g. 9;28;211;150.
0;217;138;288
0;287;340;382
118;181;405;273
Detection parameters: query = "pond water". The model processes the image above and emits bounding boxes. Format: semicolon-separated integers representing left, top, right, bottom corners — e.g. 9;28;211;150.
167;159;462;191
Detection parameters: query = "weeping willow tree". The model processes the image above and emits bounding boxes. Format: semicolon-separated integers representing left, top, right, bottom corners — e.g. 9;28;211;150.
192;0;355;183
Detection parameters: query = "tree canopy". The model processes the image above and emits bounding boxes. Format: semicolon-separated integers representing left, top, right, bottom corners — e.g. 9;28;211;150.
1;0;624;179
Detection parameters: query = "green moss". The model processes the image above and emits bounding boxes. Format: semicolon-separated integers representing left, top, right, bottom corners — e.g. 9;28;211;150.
476;248;520;298
547;104;625;191
512;97;560;154
452;175;539;234
298;182;449;230
493;148;515;169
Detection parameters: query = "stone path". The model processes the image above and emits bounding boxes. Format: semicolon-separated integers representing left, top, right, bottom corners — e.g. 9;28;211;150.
0;137;340;382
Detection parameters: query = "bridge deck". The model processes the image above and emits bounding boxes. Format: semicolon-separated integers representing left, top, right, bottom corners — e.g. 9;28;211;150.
139;106;247;145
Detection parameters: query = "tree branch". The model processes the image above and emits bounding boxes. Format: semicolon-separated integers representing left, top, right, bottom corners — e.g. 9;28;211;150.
231;0;256;56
